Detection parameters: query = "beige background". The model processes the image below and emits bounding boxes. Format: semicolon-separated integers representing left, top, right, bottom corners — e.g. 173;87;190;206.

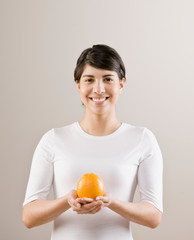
1;0;194;239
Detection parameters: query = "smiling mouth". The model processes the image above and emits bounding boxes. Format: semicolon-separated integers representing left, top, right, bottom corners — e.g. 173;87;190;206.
89;97;109;103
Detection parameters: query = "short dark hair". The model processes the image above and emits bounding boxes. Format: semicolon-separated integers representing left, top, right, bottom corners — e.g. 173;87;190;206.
74;44;126;82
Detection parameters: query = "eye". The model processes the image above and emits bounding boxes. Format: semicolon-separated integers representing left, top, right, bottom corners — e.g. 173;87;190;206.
85;78;94;82
104;78;113;82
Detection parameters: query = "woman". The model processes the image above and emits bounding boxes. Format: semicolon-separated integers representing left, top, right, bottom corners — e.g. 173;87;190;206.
22;44;163;240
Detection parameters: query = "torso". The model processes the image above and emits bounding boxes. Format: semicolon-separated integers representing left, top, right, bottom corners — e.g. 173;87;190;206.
50;122;144;240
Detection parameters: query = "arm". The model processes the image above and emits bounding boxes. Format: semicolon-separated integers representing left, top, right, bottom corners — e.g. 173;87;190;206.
97;129;163;228
23;131;104;228
22;194;71;228
23;130;58;228
108;198;162;228
96;194;162;228
22;190;104;228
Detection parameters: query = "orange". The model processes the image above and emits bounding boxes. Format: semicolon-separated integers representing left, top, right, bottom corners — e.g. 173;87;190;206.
76;173;104;199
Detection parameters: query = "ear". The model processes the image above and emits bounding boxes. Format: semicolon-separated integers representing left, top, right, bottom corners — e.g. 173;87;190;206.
119;78;126;93
76;80;80;90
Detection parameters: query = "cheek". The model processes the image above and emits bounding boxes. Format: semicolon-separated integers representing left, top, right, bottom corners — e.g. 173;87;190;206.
79;87;90;101
110;86;121;97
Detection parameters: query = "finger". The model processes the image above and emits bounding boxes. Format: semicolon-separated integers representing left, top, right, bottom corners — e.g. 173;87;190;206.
77;198;94;204
70;190;78;199
71;202;81;211
78;197;94;202
88;204;103;214
84;201;103;212
75;201;102;213
77;204;103;214
81;201;99;210
70;196;94;212
68;196;77;206
96;196;108;203
68;190;78;205
96;192;111;203
73;201;96;211
69;197;82;210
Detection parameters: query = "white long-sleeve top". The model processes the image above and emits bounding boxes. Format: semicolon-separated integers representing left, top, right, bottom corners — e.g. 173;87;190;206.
23;122;163;240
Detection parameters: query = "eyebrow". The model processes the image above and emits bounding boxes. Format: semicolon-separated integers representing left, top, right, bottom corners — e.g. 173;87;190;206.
83;74;115;78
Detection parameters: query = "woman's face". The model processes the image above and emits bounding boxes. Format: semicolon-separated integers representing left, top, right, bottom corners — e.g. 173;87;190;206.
76;64;125;116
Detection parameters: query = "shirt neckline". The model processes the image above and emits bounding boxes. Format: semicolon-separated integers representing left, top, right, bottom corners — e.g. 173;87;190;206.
74;121;125;139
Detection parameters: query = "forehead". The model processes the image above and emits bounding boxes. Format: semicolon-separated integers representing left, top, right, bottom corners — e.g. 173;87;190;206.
81;64;117;77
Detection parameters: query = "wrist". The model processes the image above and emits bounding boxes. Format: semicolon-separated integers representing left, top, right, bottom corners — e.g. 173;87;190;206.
58;194;71;212
107;197;117;209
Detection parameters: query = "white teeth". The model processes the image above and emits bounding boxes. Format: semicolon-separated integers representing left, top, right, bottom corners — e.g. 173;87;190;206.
92;98;106;102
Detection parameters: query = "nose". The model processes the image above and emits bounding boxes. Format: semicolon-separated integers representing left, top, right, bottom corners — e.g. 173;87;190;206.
93;80;105;94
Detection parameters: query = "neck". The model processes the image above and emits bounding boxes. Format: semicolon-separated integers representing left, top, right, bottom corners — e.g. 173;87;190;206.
79;110;121;136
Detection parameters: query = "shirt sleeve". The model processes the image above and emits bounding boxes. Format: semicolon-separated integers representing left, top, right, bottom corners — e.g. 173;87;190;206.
138;128;163;212
23;129;54;206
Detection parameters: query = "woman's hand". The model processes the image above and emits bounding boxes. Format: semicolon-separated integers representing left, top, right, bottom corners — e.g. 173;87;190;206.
96;192;112;207
67;190;104;214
